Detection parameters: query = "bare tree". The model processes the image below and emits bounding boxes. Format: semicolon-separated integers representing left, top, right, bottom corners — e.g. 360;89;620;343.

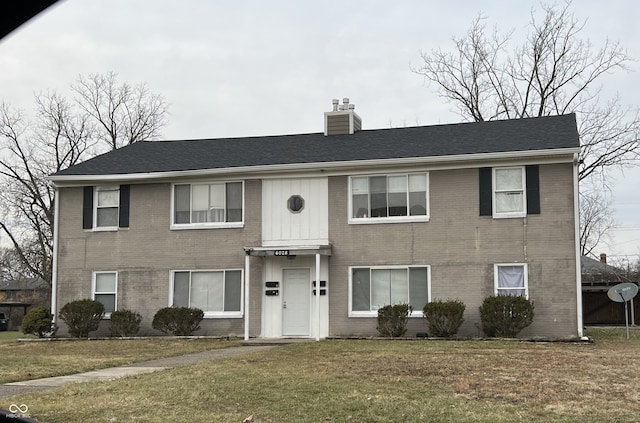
579;188;614;257
0;73;168;285
73;72;168;150
412;2;640;253
0;247;26;280
412;2;640;181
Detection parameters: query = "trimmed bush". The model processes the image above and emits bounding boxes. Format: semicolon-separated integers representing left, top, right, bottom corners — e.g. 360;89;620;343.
377;304;413;337
479;295;535;338
423;299;465;337
59;299;105;338
152;307;204;336
21;306;55;338
109;309;142;337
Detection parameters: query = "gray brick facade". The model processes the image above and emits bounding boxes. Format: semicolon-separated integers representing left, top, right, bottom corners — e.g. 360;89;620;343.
55;162;578;338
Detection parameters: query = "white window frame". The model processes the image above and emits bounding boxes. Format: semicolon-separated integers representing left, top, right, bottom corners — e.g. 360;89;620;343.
494;263;529;298
92;271;117;318
348;173;429;224
170;181;244;229
169;269;244;318
93;186;119;231
348;265;431;317
492;167;526;219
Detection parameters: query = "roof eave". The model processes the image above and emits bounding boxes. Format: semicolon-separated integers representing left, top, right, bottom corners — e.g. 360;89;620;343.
48;147;580;187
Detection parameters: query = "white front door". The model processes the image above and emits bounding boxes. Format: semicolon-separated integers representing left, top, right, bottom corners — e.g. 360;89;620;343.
282;268;310;336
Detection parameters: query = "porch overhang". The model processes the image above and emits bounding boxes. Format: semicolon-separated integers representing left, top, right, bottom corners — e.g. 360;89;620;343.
243;245;332;257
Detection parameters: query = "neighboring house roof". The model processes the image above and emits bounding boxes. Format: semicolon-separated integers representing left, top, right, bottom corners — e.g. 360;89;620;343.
50;113;579;182
0;277;49;292
580;256;623;276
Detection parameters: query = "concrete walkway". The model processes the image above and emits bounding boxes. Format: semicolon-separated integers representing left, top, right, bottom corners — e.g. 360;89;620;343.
0;345;274;399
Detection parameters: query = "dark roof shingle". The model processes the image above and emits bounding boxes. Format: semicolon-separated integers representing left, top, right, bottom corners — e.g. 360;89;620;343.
52;113;579;177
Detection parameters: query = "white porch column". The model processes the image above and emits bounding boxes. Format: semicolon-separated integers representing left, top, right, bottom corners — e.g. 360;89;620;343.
244;252;251;341
315;253;321;341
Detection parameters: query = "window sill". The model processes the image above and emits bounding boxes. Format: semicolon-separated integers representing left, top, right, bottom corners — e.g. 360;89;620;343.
171;222;244;230
203;312;243;319
91;227;120;232
492;212;526;219
349;312;424;318
348;216;429;225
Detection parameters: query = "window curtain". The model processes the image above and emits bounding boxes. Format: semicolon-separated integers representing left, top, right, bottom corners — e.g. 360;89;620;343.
497;266;525;296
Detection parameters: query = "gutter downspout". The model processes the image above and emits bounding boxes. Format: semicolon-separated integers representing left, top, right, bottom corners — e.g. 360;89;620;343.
51;187;60;323
573;153;584;338
244;252;250;341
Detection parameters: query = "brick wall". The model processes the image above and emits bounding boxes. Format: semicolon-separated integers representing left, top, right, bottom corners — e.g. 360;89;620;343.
326;163;578;338
55;162;578;338
56;180;263;336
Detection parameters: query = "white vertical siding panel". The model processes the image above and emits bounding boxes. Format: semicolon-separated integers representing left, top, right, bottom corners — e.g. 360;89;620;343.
262;178;328;246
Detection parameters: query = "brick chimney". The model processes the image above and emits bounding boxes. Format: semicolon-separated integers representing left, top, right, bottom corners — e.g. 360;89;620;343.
324;98;362;136
600;253;607;264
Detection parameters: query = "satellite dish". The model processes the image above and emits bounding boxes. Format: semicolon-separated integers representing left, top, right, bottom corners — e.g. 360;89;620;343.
607;283;639;303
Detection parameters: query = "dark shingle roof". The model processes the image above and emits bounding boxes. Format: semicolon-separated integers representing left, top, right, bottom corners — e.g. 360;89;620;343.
52;113;579;178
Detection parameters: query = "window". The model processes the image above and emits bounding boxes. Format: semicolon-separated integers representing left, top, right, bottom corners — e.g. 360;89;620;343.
93;271;117;316
494;264;528;298
493;167;526;217
83;185;130;230
171;270;243;317
350;173;428;222
349;266;430;316
172;182;243;227
95;186;120;228
479;166;540;218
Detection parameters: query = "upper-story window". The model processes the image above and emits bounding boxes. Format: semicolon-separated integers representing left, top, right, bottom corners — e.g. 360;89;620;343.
95;186;120;228
172;182;243;228
350;173;428;223
479;165;540;219
83;185;130;231
493;167;526;218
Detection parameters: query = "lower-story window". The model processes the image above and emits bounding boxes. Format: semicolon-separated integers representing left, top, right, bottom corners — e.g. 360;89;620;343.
349;266;430;317
494;263;528;298
93;271;117;317
171;269;243;317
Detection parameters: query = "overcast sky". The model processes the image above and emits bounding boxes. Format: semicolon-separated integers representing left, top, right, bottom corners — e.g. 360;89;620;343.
0;0;638;261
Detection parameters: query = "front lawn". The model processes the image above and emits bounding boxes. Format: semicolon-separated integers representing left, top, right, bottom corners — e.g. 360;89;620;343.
3;328;639;422
0;337;240;384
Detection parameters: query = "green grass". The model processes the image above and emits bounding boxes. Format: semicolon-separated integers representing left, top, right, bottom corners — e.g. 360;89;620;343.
1;328;639;422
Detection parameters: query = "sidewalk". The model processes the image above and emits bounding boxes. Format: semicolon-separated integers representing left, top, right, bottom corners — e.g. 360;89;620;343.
0;344;274;399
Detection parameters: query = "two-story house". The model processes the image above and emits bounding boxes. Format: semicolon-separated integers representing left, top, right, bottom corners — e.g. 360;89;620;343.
49;99;582;339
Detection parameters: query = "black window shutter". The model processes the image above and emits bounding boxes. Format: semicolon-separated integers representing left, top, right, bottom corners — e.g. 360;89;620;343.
479;167;493;216
526;165;540;215
82;186;94;229
119;185;130;228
